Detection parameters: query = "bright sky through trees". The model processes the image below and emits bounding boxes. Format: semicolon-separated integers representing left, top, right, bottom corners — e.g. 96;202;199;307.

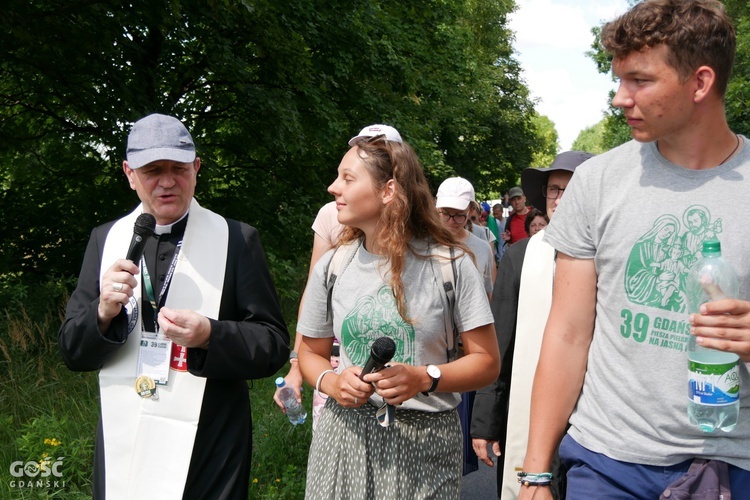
510;0;629;150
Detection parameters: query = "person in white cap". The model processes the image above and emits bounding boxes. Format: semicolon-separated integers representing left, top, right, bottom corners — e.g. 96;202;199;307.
434;176;497;478
273;124;404;425
297;134;498;499
347;123;403;146
436;177;496;298
59;113;289;500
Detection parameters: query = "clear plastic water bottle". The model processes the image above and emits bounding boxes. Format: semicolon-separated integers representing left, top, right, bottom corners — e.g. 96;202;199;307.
275;377;307;425
686;240;740;433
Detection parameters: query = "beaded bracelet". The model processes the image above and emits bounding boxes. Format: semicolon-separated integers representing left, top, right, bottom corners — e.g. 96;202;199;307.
315;369;335;395
517;472;553;487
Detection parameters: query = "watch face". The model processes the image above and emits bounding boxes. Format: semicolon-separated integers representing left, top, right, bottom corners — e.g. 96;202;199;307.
427;365;441;378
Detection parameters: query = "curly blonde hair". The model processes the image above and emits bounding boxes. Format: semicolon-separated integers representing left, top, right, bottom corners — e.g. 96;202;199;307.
337;136;470;323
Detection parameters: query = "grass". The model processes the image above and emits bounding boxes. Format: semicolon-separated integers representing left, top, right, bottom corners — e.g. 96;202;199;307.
247;376;312;499
0;298;312;499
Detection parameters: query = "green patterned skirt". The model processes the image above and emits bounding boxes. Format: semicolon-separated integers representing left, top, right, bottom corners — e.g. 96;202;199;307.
305;399;462;499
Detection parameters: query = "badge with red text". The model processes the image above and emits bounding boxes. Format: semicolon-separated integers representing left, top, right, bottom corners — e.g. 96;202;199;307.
170;343;189;372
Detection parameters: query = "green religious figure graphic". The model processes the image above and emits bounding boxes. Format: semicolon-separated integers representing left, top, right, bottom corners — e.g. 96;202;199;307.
340;286;415;366
624;206;722;313
681;205;723;268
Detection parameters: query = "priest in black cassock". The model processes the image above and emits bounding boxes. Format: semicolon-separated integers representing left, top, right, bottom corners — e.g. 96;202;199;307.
59;113;290;500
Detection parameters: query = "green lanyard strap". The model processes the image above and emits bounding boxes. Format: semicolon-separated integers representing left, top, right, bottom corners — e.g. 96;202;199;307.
140;241;183;332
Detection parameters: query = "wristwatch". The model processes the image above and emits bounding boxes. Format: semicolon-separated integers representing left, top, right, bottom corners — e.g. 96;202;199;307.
422;364;441;396
289;350;298;362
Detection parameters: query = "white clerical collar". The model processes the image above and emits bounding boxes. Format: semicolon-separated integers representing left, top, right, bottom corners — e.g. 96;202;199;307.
154;211;189;235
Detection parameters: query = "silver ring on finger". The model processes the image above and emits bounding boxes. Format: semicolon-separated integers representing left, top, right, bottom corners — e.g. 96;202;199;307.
354;397;358;405
112;282;124;292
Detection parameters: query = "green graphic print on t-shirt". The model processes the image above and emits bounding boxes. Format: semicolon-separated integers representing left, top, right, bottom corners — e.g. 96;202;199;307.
622;205;723;352
340;286;415;367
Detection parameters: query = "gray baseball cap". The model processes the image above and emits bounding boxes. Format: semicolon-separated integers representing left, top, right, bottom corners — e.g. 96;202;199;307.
126;113;196;169
508;186;524;199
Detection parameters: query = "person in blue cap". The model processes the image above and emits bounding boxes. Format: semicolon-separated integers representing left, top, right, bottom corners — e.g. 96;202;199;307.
59;113;289;499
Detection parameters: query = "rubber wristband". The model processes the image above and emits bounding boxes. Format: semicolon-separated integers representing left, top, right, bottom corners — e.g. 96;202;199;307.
517;472;553;487
519;479;551;487
315;369;335;395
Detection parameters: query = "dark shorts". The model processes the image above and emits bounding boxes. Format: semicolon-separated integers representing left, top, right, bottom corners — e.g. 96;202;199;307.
559;434;750;499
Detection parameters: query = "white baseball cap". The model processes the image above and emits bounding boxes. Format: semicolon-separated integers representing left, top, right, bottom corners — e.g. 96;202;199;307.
348;124;403;146
436;177;475;211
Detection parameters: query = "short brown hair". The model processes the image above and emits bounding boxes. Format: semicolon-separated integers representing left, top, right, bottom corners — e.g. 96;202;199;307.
524;208;549;237
601;0;735;96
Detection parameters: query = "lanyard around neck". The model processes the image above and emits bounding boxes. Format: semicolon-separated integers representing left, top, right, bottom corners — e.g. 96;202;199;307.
141;240;183;330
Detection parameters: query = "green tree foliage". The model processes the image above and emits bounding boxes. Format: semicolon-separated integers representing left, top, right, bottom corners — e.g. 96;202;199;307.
724;0;750;138
585;26;631;151
529;113;559;168
571;119;607;154
0;0;538;304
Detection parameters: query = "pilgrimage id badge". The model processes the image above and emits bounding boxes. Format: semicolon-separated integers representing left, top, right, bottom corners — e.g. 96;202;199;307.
137;331;172;386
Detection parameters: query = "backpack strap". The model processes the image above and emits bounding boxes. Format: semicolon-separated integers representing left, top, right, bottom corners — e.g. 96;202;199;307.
325;239;361;322
430;243;459;361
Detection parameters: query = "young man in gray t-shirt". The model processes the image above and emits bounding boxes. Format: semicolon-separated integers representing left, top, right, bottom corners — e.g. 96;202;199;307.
521;2;750;499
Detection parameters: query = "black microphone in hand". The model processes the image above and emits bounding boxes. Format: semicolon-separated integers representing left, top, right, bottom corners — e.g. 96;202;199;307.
126;213;156;264
359;337;396;381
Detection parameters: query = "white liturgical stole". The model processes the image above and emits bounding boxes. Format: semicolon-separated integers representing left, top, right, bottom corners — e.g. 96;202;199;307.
99;198;228;500
501;229;555;499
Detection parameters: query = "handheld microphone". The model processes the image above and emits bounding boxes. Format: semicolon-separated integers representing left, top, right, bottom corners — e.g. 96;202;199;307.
359;337;396;381
126;213;156;264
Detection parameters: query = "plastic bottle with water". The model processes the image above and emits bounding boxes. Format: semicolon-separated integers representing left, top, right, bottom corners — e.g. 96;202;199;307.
275;377;307;425
686;239;740;433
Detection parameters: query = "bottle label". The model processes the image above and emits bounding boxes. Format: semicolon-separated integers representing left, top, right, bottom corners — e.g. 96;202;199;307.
688;359;740;405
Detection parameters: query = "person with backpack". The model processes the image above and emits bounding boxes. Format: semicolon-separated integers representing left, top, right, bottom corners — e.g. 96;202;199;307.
272;125;404;427
436;178;495;299
296;134;499;499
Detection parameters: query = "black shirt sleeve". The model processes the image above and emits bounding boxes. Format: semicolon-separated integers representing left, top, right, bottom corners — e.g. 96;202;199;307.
58;222;130;372
471;238;528;439
187;220;290;380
